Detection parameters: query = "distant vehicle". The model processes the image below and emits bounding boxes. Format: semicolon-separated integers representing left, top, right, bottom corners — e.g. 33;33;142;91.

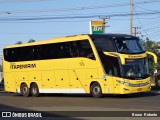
154;69;160;88
0;82;3;86
0;78;4;89
2;34;157;97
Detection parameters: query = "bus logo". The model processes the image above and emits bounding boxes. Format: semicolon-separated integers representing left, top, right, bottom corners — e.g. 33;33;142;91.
10;63;36;69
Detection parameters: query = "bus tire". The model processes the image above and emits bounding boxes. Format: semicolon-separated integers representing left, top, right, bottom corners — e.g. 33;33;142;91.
20;83;30;97
91;82;103;98
30;83;39;97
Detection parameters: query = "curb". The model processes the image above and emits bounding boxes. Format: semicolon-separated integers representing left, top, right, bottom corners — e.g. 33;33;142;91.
0;91;5;93
150;90;160;94
0;87;4;92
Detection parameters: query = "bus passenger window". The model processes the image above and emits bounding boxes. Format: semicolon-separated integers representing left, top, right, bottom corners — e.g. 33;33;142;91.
79;40;95;60
69;42;79;57
36;46;46;59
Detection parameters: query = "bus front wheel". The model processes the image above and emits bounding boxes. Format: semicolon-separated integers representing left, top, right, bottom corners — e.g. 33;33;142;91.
20;83;30;97
30;83;39;97
91;82;103;98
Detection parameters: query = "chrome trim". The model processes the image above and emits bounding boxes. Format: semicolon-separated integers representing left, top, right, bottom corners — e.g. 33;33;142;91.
129;82;150;87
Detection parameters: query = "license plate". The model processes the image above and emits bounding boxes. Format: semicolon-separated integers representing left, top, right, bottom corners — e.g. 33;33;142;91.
137;88;142;91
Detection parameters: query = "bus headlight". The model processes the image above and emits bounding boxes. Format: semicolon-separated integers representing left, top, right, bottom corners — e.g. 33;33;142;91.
117;80;129;86
124;82;129;86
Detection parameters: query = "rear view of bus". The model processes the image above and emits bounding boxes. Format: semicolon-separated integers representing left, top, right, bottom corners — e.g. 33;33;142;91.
90;34;157;97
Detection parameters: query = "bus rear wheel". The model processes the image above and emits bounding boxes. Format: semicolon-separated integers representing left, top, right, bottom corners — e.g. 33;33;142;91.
91;82;103;98
20;83;30;97
30;83;39;97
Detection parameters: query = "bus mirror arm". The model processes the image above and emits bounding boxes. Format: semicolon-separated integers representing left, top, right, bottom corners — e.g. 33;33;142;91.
146;51;158;64
103;52;125;65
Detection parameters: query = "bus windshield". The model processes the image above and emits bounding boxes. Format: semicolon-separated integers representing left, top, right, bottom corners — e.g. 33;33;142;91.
122;58;149;79
114;38;145;54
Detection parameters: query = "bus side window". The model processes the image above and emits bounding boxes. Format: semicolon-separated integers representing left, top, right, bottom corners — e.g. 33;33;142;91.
5;48;15;62
8;48;21;62
3;49;8;61
22;46;34;61
35;46;45;60
77;40;96;60
64;43;72;58
68;41;80;57
46;44;56;59
9;49;16;61
56;43;68;58
80;40;95;60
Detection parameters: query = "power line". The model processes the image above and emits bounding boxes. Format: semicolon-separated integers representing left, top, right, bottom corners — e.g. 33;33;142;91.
1;11;160;21
0;0;52;3
0;20;91;23
0;0;160;14
134;5;160;12
1;12;159;23
133;1;147;36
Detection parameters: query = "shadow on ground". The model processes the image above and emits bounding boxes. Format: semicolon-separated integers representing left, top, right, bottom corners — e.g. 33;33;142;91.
1;86;160;99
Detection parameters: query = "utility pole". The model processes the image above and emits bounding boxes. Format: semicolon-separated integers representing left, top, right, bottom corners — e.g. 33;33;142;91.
130;0;133;35
132;27;141;36
101;17;110;33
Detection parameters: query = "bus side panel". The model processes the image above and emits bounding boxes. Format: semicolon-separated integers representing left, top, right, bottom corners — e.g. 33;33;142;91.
16;72;28;93
73;68;92;93
69;69;86;93
103;76;114;94
85;68;99;93
112;77;124;94
4;72;16;92
28;71;41;81
14;72;19;92
42;70;56;92
28;71;42;93
18;72;28;82
54;70;70;93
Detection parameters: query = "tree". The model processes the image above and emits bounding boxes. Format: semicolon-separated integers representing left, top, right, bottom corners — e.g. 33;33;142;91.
143;37;159;53
28;39;35;43
142;37;159;72
15;41;23;45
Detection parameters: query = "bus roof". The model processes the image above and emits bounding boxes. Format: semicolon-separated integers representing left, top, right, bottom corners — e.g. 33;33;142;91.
3;33;138;49
88;33;138;39
3;34;89;49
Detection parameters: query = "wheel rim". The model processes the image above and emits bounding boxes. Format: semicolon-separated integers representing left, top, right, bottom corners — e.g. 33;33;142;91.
32;87;37;95
93;86;101;95
22;86;28;94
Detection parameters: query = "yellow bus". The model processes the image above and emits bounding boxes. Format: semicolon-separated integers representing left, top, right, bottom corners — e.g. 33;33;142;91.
2;34;157;97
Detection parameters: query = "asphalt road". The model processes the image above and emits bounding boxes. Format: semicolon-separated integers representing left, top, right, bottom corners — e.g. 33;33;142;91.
0;88;160;120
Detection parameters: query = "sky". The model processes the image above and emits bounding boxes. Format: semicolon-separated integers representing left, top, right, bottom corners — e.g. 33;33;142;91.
0;0;160;57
